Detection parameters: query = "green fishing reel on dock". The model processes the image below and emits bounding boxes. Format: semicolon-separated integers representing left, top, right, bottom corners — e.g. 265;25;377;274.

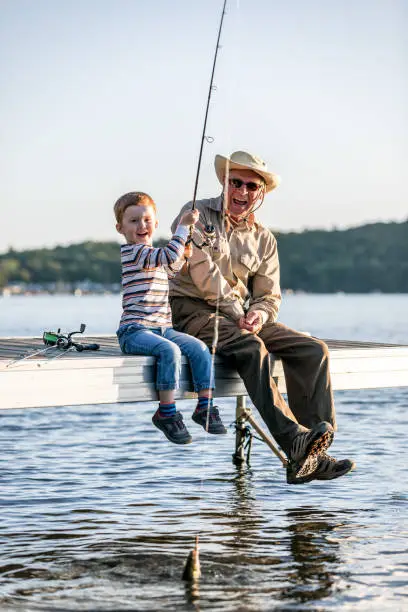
42;323;100;352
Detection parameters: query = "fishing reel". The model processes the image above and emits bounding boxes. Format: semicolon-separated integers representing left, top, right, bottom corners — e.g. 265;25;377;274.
191;223;217;250
42;323;100;352
181;223;217;275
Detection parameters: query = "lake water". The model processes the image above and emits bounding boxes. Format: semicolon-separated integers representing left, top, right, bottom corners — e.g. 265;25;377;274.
1;294;408;611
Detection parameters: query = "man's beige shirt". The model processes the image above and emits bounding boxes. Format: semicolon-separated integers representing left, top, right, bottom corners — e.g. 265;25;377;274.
170;196;282;322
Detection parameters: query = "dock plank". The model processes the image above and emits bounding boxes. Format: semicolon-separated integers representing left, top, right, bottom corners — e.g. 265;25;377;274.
1;336;408;410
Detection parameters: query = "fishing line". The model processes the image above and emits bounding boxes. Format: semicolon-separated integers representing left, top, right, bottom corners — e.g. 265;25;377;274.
190;0;267;561
203;160;229;437
181;1;231;583
207;158;230;395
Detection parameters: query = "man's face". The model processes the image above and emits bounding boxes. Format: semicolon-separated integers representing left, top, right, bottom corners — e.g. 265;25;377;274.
225;169;265;220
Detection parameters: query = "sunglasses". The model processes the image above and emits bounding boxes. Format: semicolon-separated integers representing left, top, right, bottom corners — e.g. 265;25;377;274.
229;178;263;192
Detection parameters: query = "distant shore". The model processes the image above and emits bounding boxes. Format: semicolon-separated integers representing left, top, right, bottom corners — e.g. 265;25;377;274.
2;284;407;298
1;282;120;297
1;220;407;294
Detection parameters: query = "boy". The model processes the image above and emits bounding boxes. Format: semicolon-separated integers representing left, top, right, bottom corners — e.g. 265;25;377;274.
114;191;226;444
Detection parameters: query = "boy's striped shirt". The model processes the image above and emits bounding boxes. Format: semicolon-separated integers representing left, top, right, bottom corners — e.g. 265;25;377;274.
119;225;188;328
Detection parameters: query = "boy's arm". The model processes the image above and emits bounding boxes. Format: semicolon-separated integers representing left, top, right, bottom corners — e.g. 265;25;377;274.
121;225;189;271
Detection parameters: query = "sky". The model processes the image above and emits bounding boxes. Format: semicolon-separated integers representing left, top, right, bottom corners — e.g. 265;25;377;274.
1;0;407;252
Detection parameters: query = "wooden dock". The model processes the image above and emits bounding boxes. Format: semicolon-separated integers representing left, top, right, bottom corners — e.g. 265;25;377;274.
1;336;408;410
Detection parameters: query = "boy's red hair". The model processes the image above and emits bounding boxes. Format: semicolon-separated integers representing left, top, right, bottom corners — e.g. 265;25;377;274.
114;192;156;223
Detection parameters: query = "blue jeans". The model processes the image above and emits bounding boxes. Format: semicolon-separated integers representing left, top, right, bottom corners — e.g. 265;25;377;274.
117;324;214;392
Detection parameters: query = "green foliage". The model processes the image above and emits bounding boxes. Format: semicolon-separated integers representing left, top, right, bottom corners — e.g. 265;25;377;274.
0;221;407;292
275;221;408;292
0;242;121;287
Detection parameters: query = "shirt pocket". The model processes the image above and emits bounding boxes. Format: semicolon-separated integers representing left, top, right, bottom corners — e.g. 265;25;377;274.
210;235;228;261
240;253;260;273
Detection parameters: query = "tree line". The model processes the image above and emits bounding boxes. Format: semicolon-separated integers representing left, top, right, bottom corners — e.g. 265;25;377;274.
0;220;407;293
276;220;408;293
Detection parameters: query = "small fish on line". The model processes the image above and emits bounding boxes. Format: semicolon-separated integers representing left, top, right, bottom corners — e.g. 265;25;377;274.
182;535;201;582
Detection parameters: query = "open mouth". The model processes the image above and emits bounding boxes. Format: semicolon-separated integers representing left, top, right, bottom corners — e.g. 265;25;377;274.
232;198;249;207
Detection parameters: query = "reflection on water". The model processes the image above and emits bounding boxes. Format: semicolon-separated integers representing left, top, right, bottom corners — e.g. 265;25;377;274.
284;506;344;603
229;466;261;548
0;390;408;610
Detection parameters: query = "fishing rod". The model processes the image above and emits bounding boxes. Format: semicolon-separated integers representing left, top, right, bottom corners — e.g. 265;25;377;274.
183;0;227;267
4;344;59;369
4;323;99;369
191;0;227;211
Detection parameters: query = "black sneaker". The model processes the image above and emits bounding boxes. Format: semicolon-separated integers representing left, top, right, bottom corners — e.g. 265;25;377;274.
192;405;227;435
287;452;356;484
152;410;192;445
287;421;334;480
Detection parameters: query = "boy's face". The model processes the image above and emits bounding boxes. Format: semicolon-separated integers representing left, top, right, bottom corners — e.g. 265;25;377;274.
116;204;158;245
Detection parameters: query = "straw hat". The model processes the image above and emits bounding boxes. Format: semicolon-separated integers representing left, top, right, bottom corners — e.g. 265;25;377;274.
214;150;280;193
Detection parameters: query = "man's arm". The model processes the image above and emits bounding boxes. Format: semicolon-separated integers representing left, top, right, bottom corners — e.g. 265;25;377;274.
247;232;282;324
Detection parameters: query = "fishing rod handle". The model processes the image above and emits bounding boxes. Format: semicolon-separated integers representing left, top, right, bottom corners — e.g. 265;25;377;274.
75;343;100;352
184;242;193;258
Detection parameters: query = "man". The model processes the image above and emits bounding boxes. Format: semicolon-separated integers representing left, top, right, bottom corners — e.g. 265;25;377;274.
170;150;355;484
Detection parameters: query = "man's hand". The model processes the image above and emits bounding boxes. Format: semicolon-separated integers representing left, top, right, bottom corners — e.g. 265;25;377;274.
237;310;266;334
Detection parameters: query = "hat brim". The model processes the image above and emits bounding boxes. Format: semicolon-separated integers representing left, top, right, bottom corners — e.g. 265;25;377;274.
214;155;280;193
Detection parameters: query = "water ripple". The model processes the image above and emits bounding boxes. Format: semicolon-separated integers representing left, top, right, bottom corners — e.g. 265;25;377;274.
1;392;408;610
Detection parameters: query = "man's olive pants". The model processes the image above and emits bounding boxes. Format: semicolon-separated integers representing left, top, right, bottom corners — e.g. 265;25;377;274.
170;297;336;454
